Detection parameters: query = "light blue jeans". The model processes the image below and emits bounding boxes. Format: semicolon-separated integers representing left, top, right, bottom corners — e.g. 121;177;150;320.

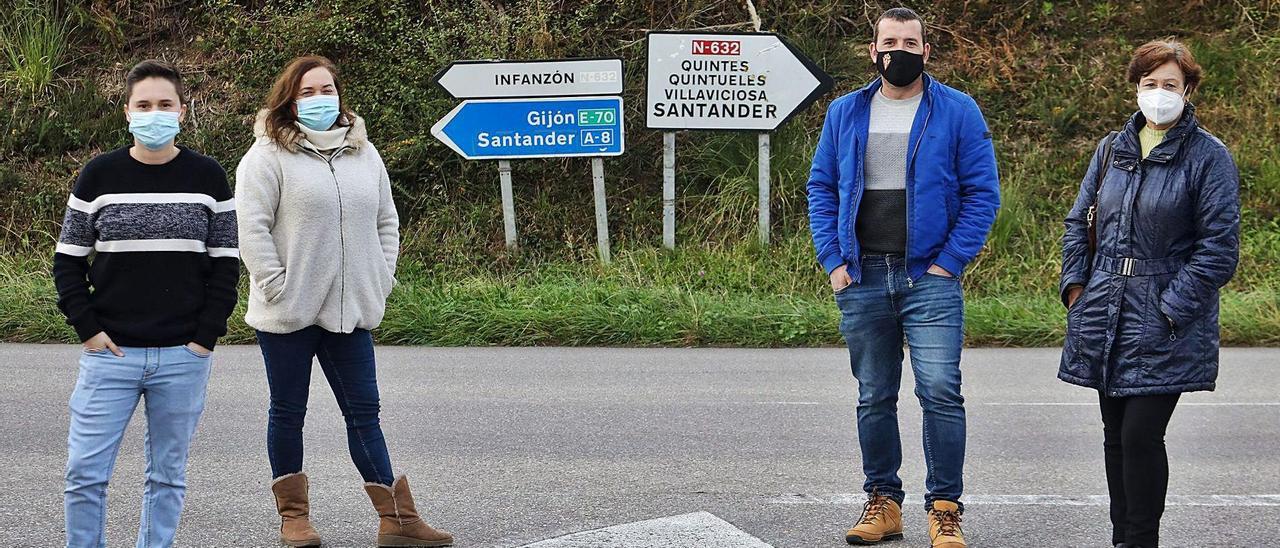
64;346;212;548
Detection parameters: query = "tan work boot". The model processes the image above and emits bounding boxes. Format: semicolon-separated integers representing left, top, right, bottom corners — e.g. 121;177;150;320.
364;475;454;547
928;500;966;548
845;491;904;544
270;472;322;547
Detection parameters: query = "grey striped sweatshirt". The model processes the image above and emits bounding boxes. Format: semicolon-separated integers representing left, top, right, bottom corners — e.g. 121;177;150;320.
52;146;240;349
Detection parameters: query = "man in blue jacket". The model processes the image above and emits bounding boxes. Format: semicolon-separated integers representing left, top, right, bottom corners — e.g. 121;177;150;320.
807;8;999;547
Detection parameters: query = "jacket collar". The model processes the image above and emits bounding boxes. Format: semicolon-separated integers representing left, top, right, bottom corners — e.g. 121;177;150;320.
1115;102;1199;163
253;109;368;153
856;72;936;106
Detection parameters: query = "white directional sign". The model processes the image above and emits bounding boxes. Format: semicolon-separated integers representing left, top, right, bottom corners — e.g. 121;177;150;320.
435;58;623;99
646;31;833;131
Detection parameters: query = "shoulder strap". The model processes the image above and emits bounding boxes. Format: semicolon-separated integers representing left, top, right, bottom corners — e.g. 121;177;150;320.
1099;131;1117;185
1087;131;1118;253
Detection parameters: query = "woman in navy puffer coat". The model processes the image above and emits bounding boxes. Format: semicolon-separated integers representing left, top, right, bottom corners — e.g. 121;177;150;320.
1057;40;1239;548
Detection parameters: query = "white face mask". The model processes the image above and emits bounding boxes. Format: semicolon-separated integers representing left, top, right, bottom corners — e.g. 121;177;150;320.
1137;88;1185;126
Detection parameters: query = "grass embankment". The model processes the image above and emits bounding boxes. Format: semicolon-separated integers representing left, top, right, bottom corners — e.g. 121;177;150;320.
4;247;1276;347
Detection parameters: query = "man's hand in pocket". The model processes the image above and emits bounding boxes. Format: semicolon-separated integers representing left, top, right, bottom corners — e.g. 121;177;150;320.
830;264;853;292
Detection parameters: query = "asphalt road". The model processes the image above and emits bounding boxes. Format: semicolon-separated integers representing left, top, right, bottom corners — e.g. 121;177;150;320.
1;345;1275;547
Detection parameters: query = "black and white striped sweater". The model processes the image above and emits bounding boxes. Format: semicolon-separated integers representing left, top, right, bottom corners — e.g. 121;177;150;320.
52;146;240;349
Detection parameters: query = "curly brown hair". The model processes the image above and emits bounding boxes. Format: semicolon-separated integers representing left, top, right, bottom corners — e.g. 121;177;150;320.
261;55;355;148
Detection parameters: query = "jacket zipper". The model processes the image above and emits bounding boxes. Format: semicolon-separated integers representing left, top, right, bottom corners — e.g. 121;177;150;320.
1103;159;1140;395
305;146;350;330
905;95;933;289
849;133;864;280
1142;136;1183;343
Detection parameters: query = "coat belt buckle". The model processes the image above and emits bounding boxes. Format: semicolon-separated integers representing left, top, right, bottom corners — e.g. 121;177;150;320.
1119;257;1137;276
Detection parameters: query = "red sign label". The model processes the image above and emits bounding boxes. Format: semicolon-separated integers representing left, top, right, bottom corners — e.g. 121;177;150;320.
691;39;741;56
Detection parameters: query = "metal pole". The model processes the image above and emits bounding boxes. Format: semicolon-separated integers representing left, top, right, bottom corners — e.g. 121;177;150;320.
591;157;611;263
748;0;768;246
662;132;676;250
757;132;771;246
498;160;517;249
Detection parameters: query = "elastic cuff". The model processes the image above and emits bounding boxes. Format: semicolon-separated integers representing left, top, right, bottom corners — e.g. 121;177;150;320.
819;252;846;275
260;269;286;302
72;318;103;343
192;330;219;351
932;250;968;279
1060;280;1085;308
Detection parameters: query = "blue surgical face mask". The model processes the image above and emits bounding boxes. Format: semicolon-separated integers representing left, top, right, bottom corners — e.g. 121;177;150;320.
128;110;181;150
296;95;341;131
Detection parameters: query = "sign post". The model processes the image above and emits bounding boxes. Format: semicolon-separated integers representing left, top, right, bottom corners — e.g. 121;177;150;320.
591;158;610;262
498;160;517;249
662;132;676;250
757;133;770;245
433;58;625;256
645;32;832;247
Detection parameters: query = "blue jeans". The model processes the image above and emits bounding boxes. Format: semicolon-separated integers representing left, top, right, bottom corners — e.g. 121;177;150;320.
835;254;966;510
256;326;394;485
65;346;212;548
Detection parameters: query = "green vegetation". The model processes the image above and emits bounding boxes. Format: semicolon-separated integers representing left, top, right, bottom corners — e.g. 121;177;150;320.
0;0;75;99
1;1;1277;346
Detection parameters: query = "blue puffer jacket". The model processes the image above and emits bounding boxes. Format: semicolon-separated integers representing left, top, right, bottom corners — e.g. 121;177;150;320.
807;74;1000;282
1058;105;1240;397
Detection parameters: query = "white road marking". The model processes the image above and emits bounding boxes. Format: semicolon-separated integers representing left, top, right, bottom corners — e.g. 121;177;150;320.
519;511;773;547
769;494;1280;507
753;401;822;405
984;402;1280;407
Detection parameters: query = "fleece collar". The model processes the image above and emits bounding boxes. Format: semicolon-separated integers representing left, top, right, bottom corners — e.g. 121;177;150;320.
253;108;367;152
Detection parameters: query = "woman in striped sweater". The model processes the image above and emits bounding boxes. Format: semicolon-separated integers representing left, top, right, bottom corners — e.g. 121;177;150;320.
53;60;239;548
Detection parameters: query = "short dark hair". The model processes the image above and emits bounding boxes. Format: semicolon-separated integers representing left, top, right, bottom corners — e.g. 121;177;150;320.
874;7;927;45
1127;40;1202;93
125;59;186;104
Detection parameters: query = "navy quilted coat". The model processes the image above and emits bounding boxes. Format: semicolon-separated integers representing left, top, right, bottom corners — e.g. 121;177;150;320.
1058;105;1240;397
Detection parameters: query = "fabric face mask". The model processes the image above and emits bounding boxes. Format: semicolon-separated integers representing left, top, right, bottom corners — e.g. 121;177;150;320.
1137;88;1185;126
296;95;341;131
128;110;181;150
874;49;925;87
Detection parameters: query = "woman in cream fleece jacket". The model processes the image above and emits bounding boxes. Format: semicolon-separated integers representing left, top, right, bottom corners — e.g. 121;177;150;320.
235;55;452;548
237;102;396;333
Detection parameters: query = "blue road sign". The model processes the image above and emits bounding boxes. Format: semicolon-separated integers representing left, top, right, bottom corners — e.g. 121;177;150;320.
431;96;625;160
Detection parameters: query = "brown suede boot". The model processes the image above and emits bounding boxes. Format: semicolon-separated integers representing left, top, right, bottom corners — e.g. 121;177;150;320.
927;500;966;548
270;472;322;547
364;475;453;547
845;491;904;544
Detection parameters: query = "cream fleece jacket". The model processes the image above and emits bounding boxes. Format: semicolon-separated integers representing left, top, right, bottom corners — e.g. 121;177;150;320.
235;110;399;334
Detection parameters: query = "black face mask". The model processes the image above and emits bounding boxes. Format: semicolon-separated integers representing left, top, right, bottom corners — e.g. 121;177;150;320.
874;49;925;87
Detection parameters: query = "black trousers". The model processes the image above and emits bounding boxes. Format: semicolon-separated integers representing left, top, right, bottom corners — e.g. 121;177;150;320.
1099;392;1181;547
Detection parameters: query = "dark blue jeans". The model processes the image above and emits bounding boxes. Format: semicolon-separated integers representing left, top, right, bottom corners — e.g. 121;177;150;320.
256;326;395;485
835;254;966;510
